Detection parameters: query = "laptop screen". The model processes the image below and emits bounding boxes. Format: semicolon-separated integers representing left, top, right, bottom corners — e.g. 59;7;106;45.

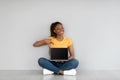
49;48;68;61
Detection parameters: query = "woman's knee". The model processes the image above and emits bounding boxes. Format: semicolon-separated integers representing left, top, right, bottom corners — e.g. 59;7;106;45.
38;57;47;66
70;58;79;68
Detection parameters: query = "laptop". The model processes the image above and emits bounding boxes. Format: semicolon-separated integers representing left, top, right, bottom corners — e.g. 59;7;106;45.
49;48;68;61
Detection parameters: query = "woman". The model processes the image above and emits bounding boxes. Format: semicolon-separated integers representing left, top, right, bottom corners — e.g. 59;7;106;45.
33;22;79;75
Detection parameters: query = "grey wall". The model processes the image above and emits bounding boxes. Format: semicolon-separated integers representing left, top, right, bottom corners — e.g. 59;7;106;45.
0;0;120;70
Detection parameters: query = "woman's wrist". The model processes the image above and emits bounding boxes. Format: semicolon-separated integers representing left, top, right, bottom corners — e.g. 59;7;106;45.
68;56;74;60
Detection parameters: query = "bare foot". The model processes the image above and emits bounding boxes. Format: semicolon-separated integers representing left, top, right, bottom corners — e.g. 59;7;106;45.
59;70;64;75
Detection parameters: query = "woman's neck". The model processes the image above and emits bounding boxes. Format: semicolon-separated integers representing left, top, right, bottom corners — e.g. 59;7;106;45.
56;35;64;41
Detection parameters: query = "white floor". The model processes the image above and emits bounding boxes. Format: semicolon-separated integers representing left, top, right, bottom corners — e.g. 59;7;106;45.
0;70;120;80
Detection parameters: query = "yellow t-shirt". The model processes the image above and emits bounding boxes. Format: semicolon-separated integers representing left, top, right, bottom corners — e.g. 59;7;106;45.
48;36;72;48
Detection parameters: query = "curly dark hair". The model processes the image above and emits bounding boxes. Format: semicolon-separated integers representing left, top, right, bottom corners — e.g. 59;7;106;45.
50;21;63;37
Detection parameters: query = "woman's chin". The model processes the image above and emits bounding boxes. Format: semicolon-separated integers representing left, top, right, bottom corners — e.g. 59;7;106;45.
57;33;64;36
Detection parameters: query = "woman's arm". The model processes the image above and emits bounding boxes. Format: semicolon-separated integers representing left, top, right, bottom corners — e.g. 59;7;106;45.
33;39;53;47
68;45;75;60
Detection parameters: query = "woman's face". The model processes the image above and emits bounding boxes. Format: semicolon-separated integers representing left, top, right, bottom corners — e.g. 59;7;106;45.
54;24;64;36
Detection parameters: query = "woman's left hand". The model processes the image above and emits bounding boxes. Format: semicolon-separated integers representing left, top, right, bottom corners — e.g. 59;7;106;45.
68;56;74;60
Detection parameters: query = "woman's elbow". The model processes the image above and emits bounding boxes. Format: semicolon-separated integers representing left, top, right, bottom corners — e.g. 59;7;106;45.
33;42;39;47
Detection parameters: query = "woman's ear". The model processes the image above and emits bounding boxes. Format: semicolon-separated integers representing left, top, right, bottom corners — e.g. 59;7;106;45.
54;30;56;33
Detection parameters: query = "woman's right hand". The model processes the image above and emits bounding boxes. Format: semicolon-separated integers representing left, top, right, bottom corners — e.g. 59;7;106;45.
44;39;54;45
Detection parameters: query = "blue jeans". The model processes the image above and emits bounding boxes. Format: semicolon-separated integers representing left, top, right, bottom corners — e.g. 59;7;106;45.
38;57;79;74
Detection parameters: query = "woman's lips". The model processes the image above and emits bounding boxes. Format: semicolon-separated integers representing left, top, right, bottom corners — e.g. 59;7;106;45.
57;31;64;34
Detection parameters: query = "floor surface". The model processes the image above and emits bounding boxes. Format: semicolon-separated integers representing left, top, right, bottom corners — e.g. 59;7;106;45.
0;70;120;80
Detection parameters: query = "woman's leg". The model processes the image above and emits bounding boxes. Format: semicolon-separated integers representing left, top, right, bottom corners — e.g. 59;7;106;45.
38;57;60;74
59;58;79;70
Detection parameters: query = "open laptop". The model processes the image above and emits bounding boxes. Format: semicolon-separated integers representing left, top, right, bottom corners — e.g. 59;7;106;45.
49;48;68;61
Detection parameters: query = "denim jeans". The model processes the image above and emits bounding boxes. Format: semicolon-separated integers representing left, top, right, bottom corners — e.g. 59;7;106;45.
38;57;79;74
